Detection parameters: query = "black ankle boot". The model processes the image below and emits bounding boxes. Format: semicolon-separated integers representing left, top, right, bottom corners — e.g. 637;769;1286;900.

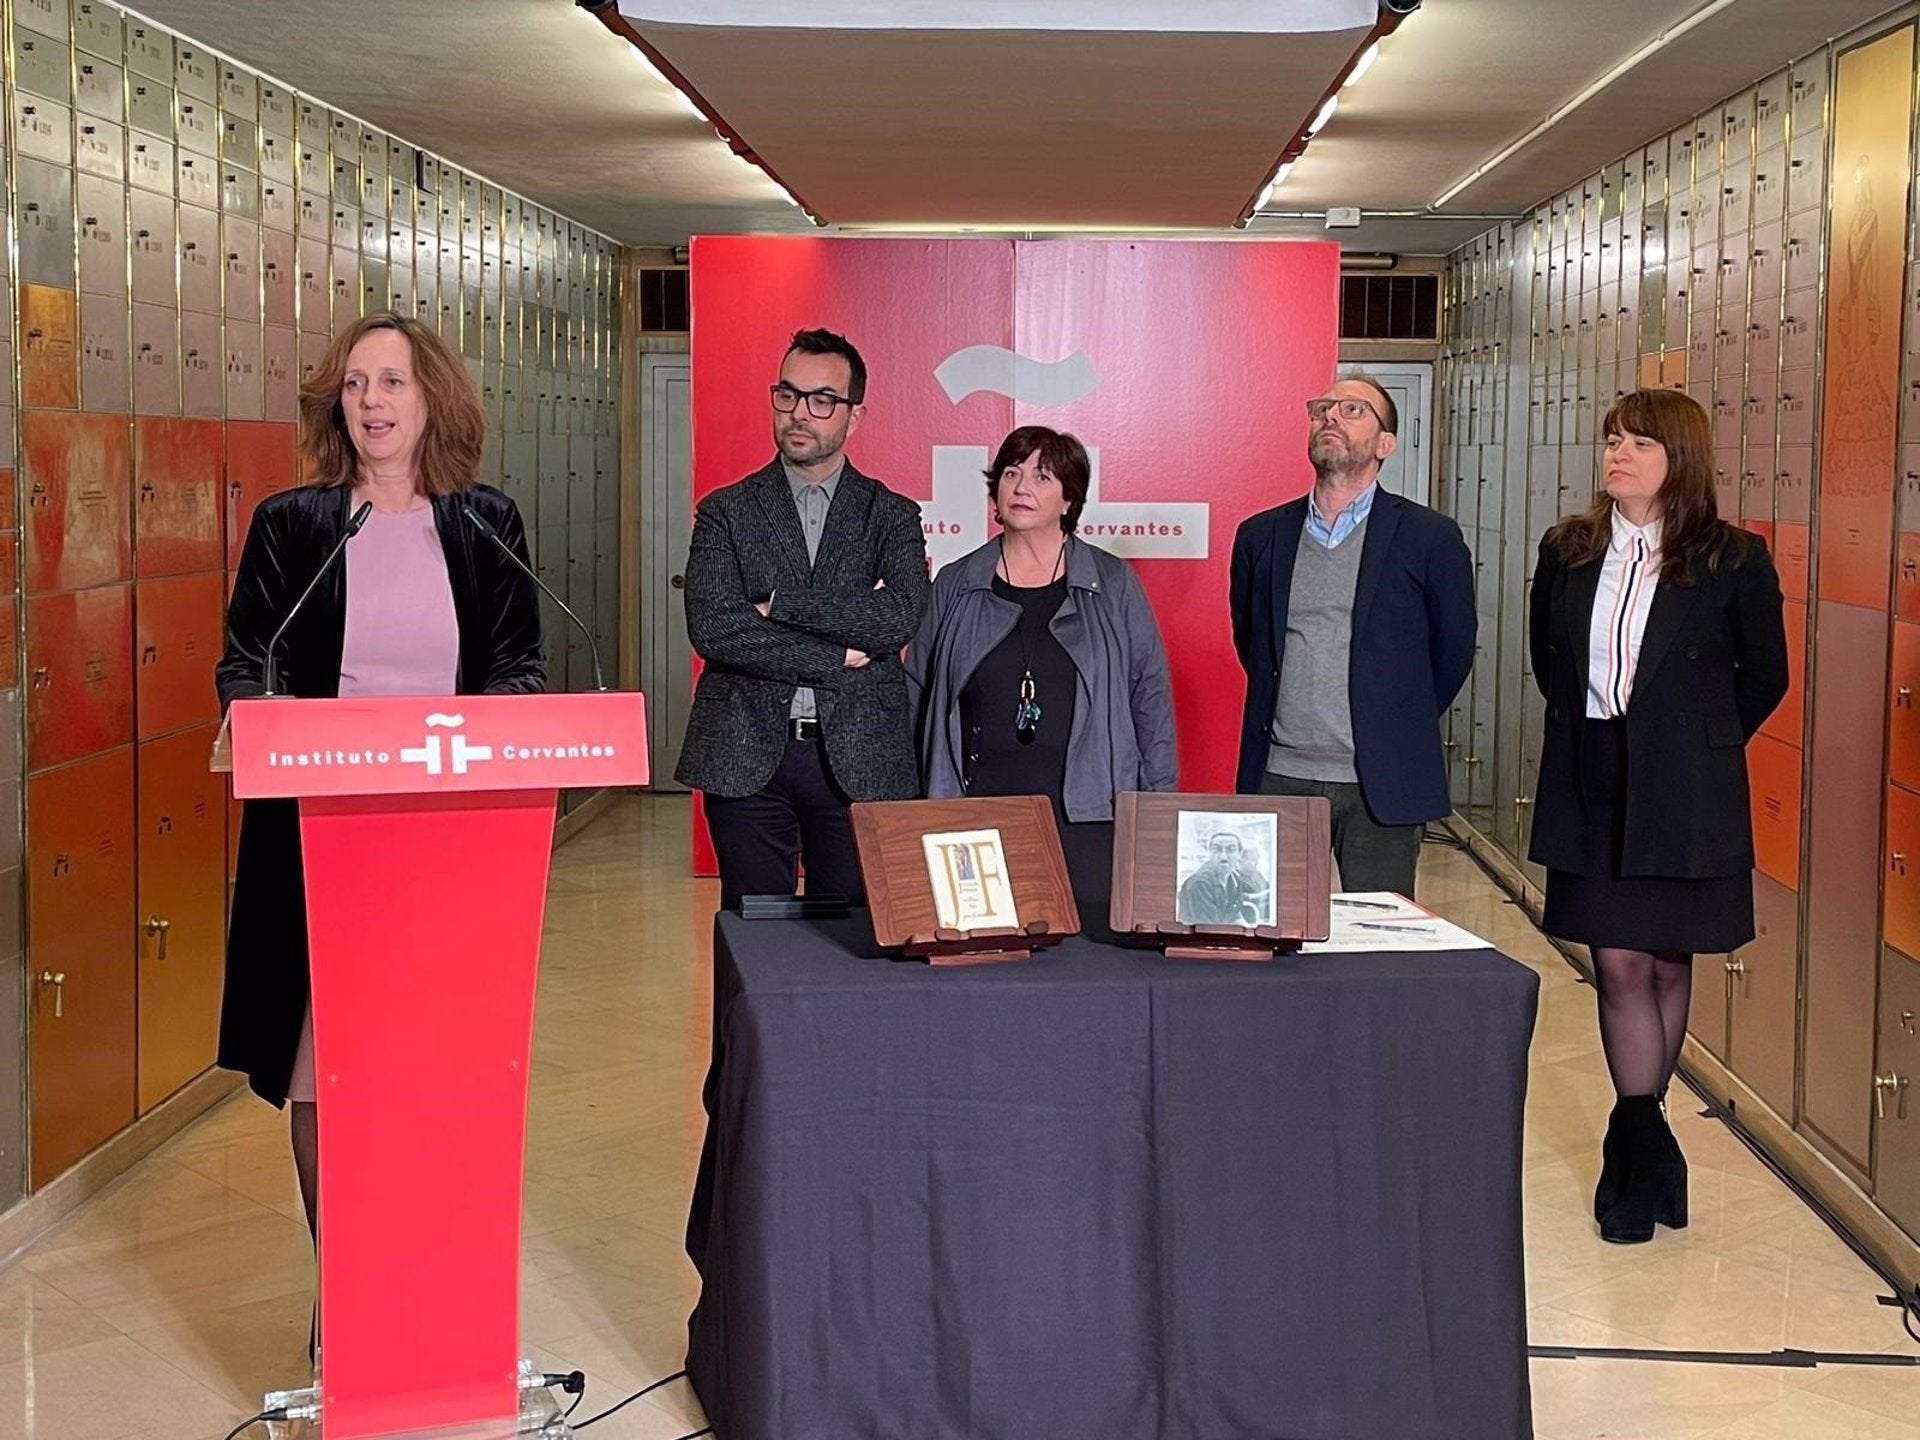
1654;1108;1688;1232
1598;1094;1666;1244
1593;1100;1630;1220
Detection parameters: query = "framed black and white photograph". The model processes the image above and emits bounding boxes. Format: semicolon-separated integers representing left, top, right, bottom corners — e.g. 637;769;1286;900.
1174;811;1277;927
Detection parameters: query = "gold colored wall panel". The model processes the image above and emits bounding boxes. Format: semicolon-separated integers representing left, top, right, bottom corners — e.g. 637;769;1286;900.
1816;27;1911;609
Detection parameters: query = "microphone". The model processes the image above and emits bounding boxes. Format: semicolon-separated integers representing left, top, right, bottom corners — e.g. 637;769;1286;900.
462;504;607;692
263;500;373;697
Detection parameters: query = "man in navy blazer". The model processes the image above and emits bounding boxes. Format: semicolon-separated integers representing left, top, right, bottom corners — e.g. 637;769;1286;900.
1229;374;1476;897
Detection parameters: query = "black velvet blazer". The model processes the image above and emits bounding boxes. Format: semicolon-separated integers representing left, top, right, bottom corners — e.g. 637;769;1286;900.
215;482;545;1104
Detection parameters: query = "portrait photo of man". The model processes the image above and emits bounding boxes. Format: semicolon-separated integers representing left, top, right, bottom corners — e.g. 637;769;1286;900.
1176;829;1274;927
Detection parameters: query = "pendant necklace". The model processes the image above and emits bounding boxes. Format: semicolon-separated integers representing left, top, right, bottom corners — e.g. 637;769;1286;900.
998;538;1066;745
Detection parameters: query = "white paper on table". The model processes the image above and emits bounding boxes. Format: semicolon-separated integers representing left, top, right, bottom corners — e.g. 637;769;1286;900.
1303;891;1493;953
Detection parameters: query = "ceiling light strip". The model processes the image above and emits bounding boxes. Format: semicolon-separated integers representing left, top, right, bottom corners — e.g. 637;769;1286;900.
579;0;824;224
1236;5;1415;228
1429;0;1744;209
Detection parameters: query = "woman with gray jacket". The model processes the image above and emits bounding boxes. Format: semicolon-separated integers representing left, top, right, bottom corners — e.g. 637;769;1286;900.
905;426;1178;924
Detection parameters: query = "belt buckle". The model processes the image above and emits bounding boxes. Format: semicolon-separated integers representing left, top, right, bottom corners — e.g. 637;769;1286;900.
791;717;821;741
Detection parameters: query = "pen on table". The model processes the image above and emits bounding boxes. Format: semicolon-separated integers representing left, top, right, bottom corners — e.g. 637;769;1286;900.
1332;898;1404;912
1352;920;1440;935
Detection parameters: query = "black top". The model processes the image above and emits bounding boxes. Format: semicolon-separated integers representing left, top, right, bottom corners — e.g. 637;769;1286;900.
959;576;1076;812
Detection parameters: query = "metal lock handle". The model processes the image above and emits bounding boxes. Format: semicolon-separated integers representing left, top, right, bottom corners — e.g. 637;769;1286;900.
1874;1072;1909;1121
145;915;171;961
38;970;66;1019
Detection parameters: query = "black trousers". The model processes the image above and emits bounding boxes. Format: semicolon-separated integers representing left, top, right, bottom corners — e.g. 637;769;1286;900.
706;738;865;911
1257;770;1424;898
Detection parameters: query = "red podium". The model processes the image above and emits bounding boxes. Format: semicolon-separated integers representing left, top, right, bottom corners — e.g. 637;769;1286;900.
225;692;650;1440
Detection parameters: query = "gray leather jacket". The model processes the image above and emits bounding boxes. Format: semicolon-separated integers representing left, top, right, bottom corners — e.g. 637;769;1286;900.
905;536;1178;820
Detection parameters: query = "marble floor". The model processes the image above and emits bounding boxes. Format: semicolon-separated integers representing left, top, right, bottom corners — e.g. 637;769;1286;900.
1;794;1915;1439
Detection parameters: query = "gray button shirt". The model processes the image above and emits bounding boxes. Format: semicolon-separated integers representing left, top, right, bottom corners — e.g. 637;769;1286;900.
783;459;843;719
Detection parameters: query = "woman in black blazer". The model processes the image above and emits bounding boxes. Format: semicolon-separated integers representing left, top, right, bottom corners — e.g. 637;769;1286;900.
1529;388;1788;1245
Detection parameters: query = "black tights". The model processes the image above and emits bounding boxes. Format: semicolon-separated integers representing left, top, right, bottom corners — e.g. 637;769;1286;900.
291;1100;320;1241
292;1100;321;1355
1593;947;1693;1097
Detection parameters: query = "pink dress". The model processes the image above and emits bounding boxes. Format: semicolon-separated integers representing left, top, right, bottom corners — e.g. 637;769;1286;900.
287;501;459;1103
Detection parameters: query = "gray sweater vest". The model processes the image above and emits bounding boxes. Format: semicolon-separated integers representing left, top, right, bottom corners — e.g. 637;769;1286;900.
1267;518;1368;782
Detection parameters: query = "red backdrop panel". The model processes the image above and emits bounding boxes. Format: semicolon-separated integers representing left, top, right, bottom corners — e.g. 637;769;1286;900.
689;237;1338;875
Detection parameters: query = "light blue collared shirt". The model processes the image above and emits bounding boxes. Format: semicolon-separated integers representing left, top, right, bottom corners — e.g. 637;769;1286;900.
1305;482;1378;550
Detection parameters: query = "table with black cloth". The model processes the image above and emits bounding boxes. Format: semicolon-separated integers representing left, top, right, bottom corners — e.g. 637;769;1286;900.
685;913;1540;1440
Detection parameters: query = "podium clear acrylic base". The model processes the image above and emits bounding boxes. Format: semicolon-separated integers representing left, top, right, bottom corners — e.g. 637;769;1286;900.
261;1360;573;1439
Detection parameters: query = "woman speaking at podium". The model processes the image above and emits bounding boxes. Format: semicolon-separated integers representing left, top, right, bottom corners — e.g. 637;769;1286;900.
214;313;545;1354
906;426;1177;928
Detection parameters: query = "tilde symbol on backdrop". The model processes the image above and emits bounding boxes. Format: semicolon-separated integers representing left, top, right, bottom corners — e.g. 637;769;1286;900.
921;345;1210;568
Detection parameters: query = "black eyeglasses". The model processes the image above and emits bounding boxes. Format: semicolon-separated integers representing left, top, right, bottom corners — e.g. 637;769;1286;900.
770;383;855;419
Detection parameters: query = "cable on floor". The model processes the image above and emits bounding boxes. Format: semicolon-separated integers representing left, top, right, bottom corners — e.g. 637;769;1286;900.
219;1411;285;1440
572;1367;689;1430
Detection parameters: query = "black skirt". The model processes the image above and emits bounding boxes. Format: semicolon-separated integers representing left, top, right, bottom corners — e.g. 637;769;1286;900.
1542;717;1753;954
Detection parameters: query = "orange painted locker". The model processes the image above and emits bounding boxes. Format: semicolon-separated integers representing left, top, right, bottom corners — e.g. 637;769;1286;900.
134;417;223;579
136;724;228;1112
1774;521;1810;603
1888;784;1920;962
23;409;133;595
27;747;137;1188
0;534;17;597
0;467;16;530
1759;599;1806;749
1894;621;1920;791
1902;533;1920;623
26;584;134;774
20;285;79;410
225;420;297;570
135;572;223;741
0;597;17;692
1748;732;1803;891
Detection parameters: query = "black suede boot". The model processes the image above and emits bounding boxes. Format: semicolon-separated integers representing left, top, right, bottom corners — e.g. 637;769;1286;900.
1593;1099;1630;1221
1598;1094;1666;1244
1655;1105;1688;1232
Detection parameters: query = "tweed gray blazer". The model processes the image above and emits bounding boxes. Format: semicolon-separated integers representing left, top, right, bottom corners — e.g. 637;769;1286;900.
676;458;932;800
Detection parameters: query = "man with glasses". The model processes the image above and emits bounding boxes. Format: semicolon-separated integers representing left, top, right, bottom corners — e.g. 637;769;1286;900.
1228;374;1475;898
678;328;932;908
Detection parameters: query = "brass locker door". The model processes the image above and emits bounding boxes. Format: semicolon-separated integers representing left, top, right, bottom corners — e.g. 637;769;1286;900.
134;724;225;1111
27;749;136;1187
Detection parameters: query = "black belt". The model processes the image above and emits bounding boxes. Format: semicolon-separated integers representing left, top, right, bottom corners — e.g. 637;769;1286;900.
788;717;822;742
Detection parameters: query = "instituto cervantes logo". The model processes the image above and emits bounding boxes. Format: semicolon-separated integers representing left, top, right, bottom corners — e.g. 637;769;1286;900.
920;344;1210;570
402;713;494;776
263;710;621;772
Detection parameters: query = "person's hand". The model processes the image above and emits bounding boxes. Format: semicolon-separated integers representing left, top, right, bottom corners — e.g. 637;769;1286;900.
844;649;871;668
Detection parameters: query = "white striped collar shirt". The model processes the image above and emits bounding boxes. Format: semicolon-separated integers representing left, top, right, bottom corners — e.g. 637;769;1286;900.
1586;509;1662;719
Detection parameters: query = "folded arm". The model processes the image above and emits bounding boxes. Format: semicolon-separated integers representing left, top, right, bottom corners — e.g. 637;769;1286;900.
765;498;932;654
683;500;852;685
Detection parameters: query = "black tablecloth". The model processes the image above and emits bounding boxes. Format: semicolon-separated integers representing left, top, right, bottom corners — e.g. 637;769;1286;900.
685;915;1540;1440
